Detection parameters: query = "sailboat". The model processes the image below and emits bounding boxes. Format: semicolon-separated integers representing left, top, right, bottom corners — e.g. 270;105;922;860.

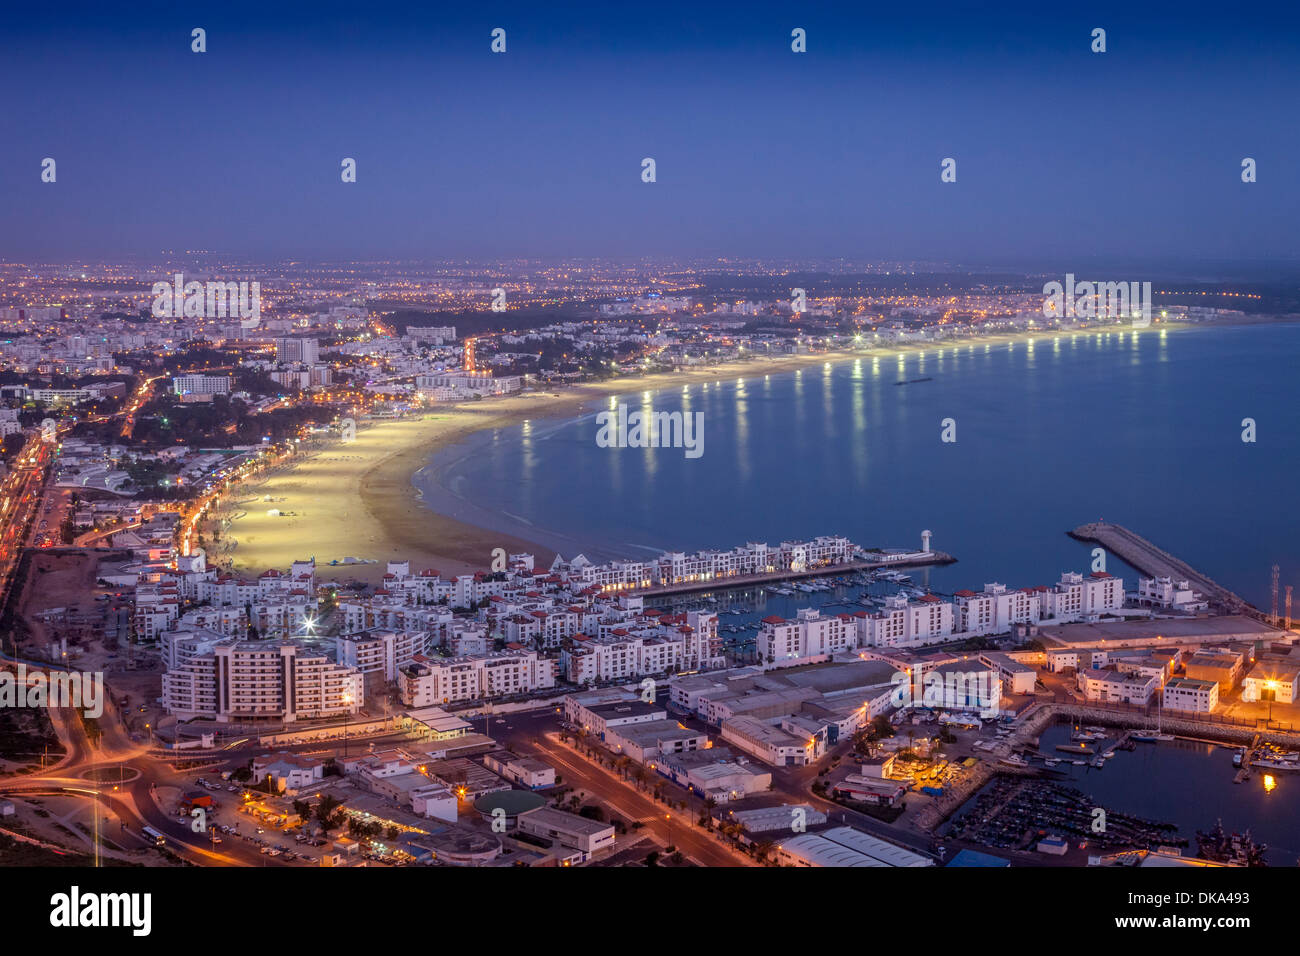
1133;694;1175;742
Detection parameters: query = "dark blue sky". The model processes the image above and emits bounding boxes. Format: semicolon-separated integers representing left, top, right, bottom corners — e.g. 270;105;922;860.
1;1;1297;265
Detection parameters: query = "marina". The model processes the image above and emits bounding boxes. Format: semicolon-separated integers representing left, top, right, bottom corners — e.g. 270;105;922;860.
950;720;1300;865
645;565;960;664
630;549;956;599
945;777;1183;854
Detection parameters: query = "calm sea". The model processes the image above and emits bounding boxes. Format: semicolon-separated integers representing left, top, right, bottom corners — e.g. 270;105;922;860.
414;322;1300;608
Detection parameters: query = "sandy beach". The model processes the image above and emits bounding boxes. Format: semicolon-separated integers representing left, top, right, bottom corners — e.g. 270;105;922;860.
223;323;1192;584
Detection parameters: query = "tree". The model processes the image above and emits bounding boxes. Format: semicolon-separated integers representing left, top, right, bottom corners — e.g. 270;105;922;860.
316;795;345;832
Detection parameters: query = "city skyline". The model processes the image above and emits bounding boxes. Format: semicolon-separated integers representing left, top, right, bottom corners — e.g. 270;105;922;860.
2;2;1298;925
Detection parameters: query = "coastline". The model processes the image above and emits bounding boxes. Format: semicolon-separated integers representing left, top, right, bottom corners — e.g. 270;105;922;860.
225;321;1197;584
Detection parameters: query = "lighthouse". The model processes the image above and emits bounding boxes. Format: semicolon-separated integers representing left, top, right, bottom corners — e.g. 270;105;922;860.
921;530;932;554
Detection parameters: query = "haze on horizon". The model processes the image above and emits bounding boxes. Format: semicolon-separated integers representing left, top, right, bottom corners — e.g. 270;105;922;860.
1;0;1297;265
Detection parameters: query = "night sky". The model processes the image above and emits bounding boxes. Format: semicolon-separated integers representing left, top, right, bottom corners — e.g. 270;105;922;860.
1;1;1297;264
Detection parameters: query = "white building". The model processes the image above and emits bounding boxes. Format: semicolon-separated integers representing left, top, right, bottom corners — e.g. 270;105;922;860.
1045;571;1124;621
1162;677;1219;714
515;807;615;861
774;827;933;867
398;647;556;707
604;718;709;763
483;751;556;789
978;652;1038;695
719;715;823;767
954;583;1043;636
757;608;858;667
171;374;232;396
864;594;954;647
1076;668;1158;706
655;747;772;802
161;636;363;723
1137;576;1209;612
1241;664;1300;705
337;628;430;682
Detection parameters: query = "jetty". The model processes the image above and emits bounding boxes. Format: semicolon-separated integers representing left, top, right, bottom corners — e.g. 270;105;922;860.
1068;521;1256;615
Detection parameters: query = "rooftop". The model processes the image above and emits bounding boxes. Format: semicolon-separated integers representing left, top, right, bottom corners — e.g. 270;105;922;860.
1039;615;1279;648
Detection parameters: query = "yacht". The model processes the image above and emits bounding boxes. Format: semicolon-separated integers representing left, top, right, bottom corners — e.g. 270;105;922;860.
1134;700;1175;742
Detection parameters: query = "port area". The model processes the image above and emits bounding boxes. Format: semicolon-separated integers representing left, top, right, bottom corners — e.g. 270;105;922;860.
629;550;956;598
917;702;1300;833
1068;520;1256;615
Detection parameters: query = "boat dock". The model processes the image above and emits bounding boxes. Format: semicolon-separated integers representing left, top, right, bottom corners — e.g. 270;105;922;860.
1068;521;1256;615
1234;736;1258;784
1101;731;1135;756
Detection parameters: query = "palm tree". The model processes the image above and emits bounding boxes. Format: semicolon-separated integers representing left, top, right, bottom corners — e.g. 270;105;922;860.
701;796;717;824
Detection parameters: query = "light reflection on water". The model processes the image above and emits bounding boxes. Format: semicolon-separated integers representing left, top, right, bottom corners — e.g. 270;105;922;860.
417;323;1300;607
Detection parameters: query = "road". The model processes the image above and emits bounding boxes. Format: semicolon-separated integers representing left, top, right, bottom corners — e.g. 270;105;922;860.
523;732;753;867
0;650;286;867
0;434;56;612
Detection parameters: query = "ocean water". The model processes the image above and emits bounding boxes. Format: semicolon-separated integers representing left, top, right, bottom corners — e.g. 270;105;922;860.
414;323;1300;608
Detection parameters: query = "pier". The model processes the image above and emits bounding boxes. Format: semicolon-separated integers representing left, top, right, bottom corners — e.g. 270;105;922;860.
1233;735;1258;783
1068;521;1256;615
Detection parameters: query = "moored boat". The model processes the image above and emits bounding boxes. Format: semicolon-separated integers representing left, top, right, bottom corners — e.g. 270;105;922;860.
1057;744;1095;755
